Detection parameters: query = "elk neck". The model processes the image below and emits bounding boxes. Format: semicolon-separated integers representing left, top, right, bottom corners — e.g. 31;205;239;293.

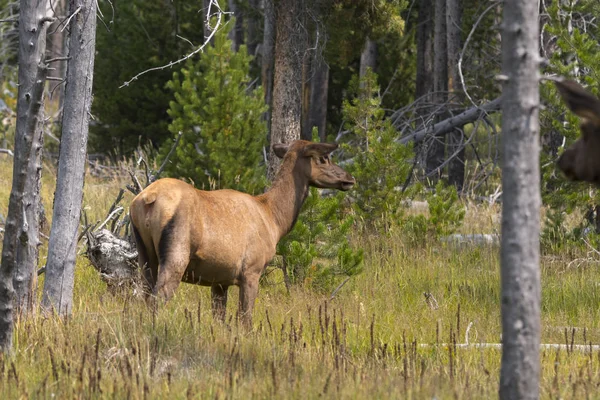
259;154;310;241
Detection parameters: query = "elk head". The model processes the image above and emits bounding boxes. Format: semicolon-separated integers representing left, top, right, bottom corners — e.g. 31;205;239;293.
273;141;355;191
555;79;600;185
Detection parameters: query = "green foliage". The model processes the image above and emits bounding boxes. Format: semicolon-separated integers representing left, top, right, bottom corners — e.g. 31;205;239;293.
403;181;466;245
158;22;267;194
92;1;204;155
276;130;363;292
341;70;415;232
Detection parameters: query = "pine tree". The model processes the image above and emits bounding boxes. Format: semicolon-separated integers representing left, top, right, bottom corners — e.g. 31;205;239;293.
159;22;267;194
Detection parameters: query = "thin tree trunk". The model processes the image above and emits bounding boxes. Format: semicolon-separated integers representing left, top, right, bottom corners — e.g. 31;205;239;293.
267;0;304;179
426;0;448;180
499;0;541;397
301;48;312;141
246;0;261;57
446;0;464;191
42;0;97;315
0;0;51;353
46;0;67;110
228;0;244;51
309;55;329;143
415;0;434;169
262;0;275;148
359;37;377;79
13;107;44;315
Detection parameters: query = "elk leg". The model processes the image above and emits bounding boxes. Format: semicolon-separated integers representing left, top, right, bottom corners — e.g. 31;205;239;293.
211;284;229;322
132;224;158;296
238;274;260;329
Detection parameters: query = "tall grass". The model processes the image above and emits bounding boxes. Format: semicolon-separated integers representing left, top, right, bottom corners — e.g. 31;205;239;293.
1;154;600;399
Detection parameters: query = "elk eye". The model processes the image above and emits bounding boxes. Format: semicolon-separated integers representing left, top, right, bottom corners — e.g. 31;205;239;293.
317;156;327;164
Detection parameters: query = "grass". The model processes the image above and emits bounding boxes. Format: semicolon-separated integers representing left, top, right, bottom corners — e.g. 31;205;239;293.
1;154;600;398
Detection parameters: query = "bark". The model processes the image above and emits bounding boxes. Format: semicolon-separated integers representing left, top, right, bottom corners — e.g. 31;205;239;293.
46;0;67;109
42;0;97;315
426;0;448;180
359;37;377;80
415;0;434;166
446;0;465;190
309;55;329;143
267;0;304;180
228;0;244;51
246;0;261;57
0;0;51;353
301;49;312;141
262;0;275;146
499;0;541;398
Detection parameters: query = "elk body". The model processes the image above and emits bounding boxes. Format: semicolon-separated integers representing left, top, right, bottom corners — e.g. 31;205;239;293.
129;140;355;327
555;79;600;184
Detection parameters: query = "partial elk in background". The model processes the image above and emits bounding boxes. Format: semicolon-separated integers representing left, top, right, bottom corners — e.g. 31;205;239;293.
555;79;600;185
129;140;355;327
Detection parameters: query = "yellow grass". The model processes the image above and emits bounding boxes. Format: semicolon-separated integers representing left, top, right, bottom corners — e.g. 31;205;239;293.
0;154;600;399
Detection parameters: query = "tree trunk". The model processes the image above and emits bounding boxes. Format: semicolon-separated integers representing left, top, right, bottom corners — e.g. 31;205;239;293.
267;0;304;180
446;0;465;191
228;0;244;51
42;0;97;316
426;0;448;180
46;0;67;110
262;0;275;148
309;55;329;143
0;0;51;353
359;37;377;79
415;0;434;168
499;0;541;398
301;48;312;141
246;0;261;57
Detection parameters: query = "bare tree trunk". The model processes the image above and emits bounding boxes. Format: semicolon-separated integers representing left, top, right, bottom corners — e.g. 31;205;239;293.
267;0;304;179
415;0;434;168
247;0;261;57
46;0;67;109
42;0;97;315
13;106;44;315
262;0;275;148
301;47;312;141
446;0;465;191
0;0;51;353
309;55;329;142
359;37;377;79
228;0;244;51
499;0;541;397
426;0;448;180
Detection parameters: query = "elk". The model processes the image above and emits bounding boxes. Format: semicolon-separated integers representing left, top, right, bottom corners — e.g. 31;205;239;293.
129;140;355;327
555;79;600;184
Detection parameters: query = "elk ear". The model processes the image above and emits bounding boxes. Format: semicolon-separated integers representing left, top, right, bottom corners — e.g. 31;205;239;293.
272;143;290;159
302;143;338;157
555;79;600;127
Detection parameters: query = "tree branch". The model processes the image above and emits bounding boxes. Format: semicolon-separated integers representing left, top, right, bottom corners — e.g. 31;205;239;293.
398;96;502;144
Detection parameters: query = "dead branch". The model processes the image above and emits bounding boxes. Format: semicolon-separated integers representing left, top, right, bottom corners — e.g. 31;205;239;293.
0;148;14;156
398;96;502;144
152;130;183;183
119;1;229;88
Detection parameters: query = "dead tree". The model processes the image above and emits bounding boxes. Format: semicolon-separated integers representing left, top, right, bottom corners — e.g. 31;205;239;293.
499;0;541;397
42;0;97;315
0;0;52;353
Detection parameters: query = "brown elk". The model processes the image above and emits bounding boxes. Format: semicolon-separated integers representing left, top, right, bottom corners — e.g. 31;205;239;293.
555;79;600;184
129;140;355;327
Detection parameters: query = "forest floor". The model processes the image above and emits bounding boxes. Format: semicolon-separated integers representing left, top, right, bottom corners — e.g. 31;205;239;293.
1;154;600;399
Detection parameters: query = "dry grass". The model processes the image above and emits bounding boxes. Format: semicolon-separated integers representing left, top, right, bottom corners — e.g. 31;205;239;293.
1;154;600;399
